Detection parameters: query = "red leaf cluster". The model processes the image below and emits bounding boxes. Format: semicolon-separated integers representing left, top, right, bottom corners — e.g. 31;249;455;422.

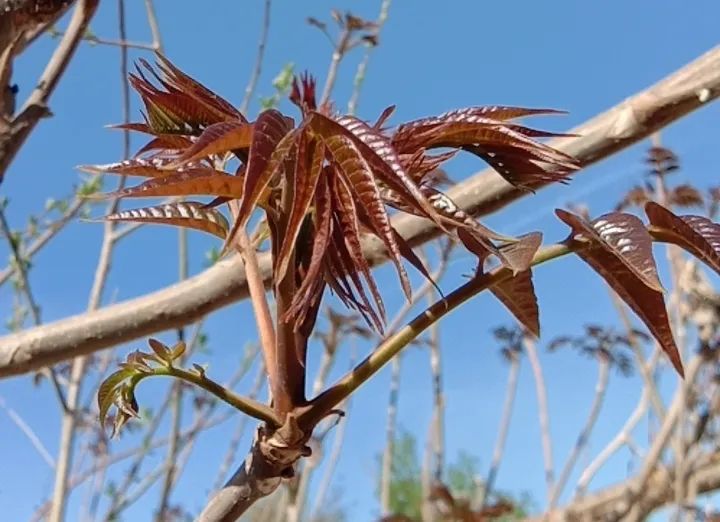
84;54;579;333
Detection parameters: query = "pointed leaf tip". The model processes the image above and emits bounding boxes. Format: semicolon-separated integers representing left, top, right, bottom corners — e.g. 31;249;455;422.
645;201;720;278
557;208;683;376
491;270;540;337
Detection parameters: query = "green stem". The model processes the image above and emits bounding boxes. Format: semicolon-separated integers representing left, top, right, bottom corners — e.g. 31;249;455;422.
303;242;573;425
149;366;281;427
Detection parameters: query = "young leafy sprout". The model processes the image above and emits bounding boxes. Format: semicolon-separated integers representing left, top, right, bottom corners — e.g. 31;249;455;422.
81;54;579;336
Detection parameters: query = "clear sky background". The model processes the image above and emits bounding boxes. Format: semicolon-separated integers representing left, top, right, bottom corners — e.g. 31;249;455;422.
1;1;719;521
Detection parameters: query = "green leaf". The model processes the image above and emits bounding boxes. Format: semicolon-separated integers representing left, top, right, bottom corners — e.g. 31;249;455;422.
97;368;135;429
170;341;187;361
148;338;172;365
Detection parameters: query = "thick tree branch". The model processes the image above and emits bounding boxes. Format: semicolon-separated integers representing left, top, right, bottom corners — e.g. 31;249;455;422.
1;45;719;378
524;451;720;522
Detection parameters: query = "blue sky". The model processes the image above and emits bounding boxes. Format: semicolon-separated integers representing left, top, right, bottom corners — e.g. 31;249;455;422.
1;1;720;520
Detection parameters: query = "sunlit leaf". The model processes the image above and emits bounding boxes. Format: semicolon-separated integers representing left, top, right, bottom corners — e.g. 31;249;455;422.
491;270;539;337
556;210;663;292
100;169;243;200
331;174;386;330
322;131;413;300
497;232;543;274
392;107;578;190
276;133;325;281
169;120;253;165
148;338;172;365
104;202;229;239
154;54;244;122
234;110;295;230
79;158;184;178
313;112;445;228
94;55;581;337
557;209;683;376
97;368;135;429
170;341;187;361
285;176;333;325
645;202;720;277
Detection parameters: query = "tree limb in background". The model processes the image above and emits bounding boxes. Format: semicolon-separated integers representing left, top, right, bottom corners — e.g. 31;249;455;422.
574;347;662;498
0;0;99;184
380;355;403;516
2;45;719;378
549;354;610;508
523;335;555;502
482;329;522;506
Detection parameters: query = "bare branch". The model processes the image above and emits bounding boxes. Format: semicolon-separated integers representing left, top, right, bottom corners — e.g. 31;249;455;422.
380;355;402;516
346;0;391;115
549;355;610;508
211;362;266;494
0;196;85;287
0;205;41;322
0;394;55;467
236;226;278;405
0;0;100;184
482;351;521;505
143;0;163;51
308;399;351;521
239;0;271;114
48;3;124;516
524;335;555;502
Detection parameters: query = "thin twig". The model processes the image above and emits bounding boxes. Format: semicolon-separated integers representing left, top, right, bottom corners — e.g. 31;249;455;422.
622;356;703;520
652;136;694;514
482;351;521;505
524;335;555;502
379;354;402;516
239;0;271;114
143;365;279;426
0;196;85;287
48;4;125;516
0;394;55;467
306;243;575;427
428;306;444;483
308;396;352;521
104;392;174;517
236;226;277;402
0;0;100;183
609;292;666;418
346;0;391;115
143;0;163;51
85;35;156;51
33;407;238;522
104;343;259;520
108;463;173;516
575;348;661;498
49;32;157;51
156;326;197;518
211;362;267;493
549;355;611;508
319;22;352;106
0;205;41;322
576;390;649;497
0;204;68;409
